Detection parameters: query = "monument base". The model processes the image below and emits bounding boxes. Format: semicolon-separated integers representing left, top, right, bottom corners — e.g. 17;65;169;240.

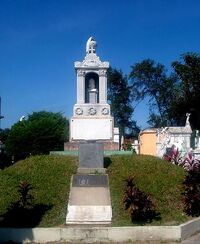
66;174;112;225
64;141;119;151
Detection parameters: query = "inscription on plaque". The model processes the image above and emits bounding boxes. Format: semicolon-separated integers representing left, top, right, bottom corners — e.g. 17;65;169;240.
72;174;108;187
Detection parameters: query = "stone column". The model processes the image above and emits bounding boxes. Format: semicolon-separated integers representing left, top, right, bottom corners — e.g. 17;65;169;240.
77;70;85;104
185;135;191;150
99;70;107;104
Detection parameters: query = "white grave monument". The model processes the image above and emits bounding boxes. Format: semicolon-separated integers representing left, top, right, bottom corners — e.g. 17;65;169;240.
70;37;114;141
156;113;193;157
66;37;113;225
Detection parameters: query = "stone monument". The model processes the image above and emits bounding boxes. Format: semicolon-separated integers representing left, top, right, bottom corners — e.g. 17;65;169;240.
64;37;119;150
66;37;112;225
156;113;193;157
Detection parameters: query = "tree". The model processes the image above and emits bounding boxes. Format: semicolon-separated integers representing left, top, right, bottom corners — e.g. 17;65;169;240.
171;53;200;129
0;128;10;143
0;128;11;168
6;111;68;161
107;67;137;137
129;59;178;127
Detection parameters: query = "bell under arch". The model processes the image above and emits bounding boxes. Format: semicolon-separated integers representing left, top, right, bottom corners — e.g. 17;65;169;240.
85;72;99;103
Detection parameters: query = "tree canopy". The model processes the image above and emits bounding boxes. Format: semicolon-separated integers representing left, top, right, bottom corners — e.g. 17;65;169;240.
107;67;139;136
129;59;179;127
171;53;200;129
6;111;68;160
107;53;200;133
129;53;200;129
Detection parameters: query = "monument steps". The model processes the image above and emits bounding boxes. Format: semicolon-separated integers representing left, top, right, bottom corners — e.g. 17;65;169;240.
66;175;112;225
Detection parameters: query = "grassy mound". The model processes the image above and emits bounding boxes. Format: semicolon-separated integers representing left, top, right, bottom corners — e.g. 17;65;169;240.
0;155;77;227
107;154;189;226
0;154;191;227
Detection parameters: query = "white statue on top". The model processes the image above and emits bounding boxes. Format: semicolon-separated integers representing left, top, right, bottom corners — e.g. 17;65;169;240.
185;113;191;126
86;37;97;54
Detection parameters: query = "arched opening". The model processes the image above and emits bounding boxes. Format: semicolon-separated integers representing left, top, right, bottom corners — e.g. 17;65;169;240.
85;72;99;103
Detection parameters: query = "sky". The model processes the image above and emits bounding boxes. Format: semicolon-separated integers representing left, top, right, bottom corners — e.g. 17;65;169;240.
0;0;200;130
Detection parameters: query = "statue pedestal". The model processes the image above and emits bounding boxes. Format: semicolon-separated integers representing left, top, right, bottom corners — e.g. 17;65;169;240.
89;89;98;104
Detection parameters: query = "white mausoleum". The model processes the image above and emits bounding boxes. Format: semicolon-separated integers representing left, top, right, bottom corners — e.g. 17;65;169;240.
139;113;193;157
156;114;193;157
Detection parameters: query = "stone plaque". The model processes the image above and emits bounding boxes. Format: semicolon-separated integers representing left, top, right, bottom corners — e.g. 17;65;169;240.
70;118;113;140
72;174;108;187
79;142;104;168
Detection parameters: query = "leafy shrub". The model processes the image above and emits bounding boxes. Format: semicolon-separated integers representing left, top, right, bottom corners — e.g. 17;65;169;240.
179;151;200;171
182;170;200;217
123;176;157;222
164;147;200;171
163;146;182;165
17;181;34;208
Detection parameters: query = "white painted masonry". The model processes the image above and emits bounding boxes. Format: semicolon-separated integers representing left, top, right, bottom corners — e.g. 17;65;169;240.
70;37;115;141
0;217;199;243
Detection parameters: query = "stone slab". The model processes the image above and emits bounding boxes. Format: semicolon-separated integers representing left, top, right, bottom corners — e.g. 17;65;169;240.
79;142;104;168
66;176;112;224
66;205;112;224
72;174;108;187
70;117;113;141
68;186;111;206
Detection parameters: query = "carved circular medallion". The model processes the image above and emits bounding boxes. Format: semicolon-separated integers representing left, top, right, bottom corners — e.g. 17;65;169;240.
75;108;83;115
89;107;97;115
102;107;109;115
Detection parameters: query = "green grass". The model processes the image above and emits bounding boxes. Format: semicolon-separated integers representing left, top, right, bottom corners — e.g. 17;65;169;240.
0;155;77;227
0;154;192;227
107;154;189;226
